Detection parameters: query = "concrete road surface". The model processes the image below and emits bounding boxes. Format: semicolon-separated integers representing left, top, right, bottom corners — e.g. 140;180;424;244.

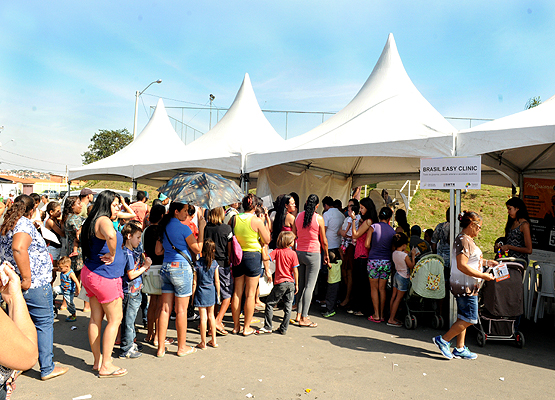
14;303;555;400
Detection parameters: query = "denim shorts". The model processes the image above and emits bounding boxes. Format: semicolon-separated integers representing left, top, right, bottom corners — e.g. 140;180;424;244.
47;245;61;261
393;272;410;292
160;262;193;298
456;295;479;324
232;251;262;278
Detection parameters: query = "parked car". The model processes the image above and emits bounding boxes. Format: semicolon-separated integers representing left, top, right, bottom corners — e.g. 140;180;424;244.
60;188;131;210
42;190;59;200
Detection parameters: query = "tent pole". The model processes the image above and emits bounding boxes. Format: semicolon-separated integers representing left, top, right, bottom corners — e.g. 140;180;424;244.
132;180;137;201
449;190;456;327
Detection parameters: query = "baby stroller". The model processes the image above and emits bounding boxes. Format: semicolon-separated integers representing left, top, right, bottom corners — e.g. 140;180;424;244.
404;254;446;330
475;257;526;348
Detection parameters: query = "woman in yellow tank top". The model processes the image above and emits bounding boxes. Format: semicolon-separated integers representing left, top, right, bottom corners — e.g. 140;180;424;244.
230;194;271;336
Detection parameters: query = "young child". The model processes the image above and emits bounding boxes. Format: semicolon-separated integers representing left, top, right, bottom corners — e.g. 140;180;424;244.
322;250;342;317
259;231;299;335
53;256;81;322
192;238;220;349
387;233;417;327
120;222;152;359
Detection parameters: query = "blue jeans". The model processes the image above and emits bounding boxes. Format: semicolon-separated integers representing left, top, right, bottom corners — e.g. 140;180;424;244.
23;284;55;378
53;285;75;315
121;291;142;353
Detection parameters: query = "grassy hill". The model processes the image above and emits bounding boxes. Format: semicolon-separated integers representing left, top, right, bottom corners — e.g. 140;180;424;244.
77;180;512;258
408;184;513;259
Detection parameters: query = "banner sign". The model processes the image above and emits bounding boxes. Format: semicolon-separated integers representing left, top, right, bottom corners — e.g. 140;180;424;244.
522;177;555;252
420;156;481;190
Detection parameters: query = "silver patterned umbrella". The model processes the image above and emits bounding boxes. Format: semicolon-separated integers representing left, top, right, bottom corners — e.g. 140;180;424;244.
157;172;244;209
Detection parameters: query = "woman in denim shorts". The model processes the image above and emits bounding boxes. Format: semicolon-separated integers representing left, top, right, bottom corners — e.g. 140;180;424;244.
155;202;206;357
432;211;496;360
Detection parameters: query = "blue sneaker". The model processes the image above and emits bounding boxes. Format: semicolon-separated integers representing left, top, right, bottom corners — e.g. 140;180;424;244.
432;335;453;359
453;346;478;360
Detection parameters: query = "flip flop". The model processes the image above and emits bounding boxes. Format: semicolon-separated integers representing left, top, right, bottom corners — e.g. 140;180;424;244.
177;347;197;357
289;319;300;326
386;321;403;327
216;327;228;336
207;341;219;348
98;368;128;378
195;344;207;351
242;329;256;337
299;321;318;328
368;316;381;323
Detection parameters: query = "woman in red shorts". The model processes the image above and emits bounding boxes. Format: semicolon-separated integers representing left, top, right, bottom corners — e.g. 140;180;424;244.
80;191;128;378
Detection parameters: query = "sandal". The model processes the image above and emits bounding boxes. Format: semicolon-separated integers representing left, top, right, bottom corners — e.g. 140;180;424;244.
299;321;318;328
242;329;256;337
177;347;197;357
353;311;364;316
216;327;228;336
368;316;381;323
98;368;128;378
207;340;219;348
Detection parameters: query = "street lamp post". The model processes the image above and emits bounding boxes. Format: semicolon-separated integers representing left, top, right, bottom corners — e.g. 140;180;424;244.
133;79;162;140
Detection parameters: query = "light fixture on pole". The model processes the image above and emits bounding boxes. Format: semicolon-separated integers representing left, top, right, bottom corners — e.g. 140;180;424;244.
133;79;162;139
209;94;215;129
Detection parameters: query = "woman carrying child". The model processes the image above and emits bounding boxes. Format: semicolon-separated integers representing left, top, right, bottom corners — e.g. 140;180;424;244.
192;238;220;349
349;197;378;316
44;201;65;272
387;234;417;327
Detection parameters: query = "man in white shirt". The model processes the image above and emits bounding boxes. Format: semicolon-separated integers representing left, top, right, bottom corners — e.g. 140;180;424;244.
322;196;345;252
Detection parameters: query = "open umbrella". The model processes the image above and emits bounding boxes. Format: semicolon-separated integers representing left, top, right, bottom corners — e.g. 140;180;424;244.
157;172;244;209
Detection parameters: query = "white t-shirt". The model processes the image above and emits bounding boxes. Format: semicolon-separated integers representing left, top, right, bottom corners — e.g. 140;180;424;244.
323;208;345;249
392;250;409;278
450;233;483;297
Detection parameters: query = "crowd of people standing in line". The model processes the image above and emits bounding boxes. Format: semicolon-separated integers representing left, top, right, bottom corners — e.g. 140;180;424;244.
0;186;534;395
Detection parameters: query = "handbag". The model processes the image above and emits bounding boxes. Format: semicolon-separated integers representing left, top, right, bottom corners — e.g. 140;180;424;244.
229;215;243;267
141;264;162;295
163;229;195;272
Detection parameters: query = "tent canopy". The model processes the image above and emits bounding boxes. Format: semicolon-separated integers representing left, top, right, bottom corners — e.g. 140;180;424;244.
69;99;188;184
457;95;555;186
247;33;456;187
151;73;285;178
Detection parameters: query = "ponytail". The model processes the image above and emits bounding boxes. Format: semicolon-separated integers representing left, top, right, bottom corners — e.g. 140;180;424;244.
303;194;319;229
459;210;480;228
0;195;34;235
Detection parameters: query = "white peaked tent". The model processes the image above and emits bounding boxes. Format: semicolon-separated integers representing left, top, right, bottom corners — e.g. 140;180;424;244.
248;33;456;197
153;73;285;180
69;99;188;184
456;95;555;187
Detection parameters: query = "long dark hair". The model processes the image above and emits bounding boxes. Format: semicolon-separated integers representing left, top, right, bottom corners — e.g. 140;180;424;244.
81;190;120;260
0;195;34;235
158;202;187;240
379;207;393;221
303;194;319;228
505;197;530;235
359;197;378;223
62;196;79;225
271;194;292;245
395;209;410;233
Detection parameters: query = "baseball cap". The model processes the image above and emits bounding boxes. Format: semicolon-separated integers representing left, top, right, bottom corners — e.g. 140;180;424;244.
80;188;93;196
159;193;168;201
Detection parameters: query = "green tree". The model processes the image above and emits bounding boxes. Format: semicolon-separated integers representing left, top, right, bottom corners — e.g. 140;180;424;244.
81;129;133;165
525;96;541;110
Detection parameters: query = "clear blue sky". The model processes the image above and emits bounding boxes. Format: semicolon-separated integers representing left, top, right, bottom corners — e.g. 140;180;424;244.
1;1;554;174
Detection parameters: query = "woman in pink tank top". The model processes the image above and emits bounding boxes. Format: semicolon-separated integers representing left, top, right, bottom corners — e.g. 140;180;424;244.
293;194;329;328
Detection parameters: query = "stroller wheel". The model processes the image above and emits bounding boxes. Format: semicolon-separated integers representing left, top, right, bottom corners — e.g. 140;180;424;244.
411;316;418;330
432;315;441;329
476;331;486;347
516;331;525;348
438;315;445;329
404;315;413;330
